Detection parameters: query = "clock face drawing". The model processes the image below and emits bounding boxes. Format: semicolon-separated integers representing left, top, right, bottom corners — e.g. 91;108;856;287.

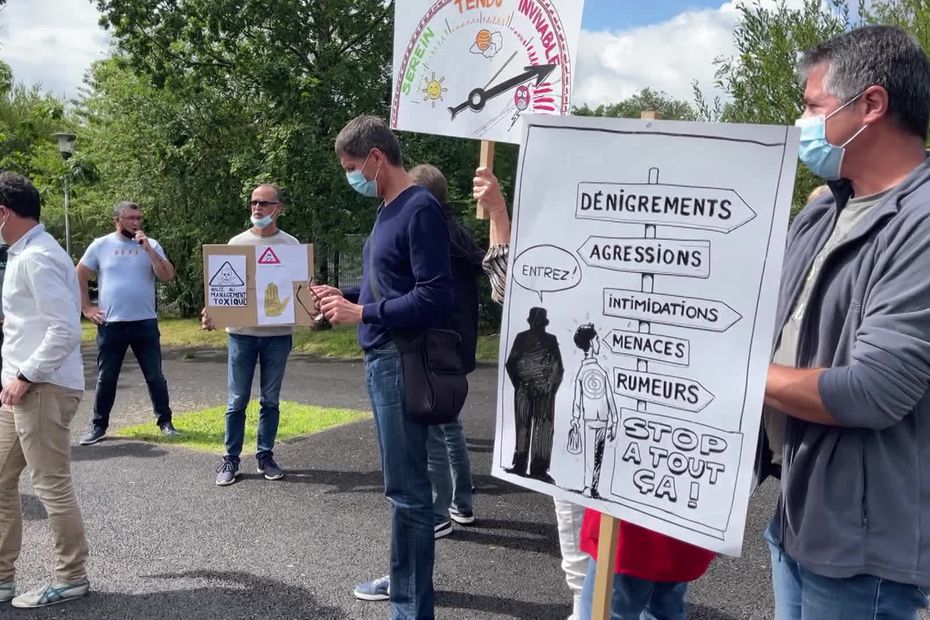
391;0;584;144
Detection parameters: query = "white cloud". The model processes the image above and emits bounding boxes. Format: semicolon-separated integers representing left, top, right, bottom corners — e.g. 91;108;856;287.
573;0;808;108
0;0;110;99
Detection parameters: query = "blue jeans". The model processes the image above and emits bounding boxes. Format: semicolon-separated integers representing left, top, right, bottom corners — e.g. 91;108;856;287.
427;419;474;524
580;558;687;620
365;343;435;620
767;530;928;619
93;319;172;429
224;334;292;463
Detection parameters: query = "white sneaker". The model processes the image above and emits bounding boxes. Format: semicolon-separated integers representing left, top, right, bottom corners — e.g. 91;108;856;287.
0;580;14;603
434;520;453;539
11;578;89;608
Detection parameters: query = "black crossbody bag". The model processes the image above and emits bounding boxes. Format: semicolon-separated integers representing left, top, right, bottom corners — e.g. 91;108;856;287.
367;224;468;425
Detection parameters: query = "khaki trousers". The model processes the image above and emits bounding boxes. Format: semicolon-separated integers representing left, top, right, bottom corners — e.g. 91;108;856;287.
0;383;88;583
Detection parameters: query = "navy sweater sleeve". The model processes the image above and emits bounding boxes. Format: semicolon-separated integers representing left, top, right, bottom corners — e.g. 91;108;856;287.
361;202;453;329
342;286;361;304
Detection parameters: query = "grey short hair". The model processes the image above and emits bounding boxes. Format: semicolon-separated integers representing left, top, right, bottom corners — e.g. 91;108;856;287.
334;115;402;166
800;25;930;139
409;164;449;205
113;200;140;218
254;183;284;204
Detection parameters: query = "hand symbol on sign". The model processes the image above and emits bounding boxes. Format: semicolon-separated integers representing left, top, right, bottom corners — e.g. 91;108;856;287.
264;282;290;317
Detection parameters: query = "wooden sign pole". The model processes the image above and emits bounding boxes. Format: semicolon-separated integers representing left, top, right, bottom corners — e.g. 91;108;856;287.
591;514;621;620
477;140;496;220
591;110;662;620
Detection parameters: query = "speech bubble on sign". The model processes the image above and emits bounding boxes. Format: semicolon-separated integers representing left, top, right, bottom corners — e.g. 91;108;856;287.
513;244;582;302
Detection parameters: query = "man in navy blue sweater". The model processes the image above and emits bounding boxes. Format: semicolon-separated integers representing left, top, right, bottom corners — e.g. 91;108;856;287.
312;115;453;620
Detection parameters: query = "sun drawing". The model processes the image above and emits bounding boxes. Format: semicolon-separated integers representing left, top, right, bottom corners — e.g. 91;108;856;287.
421;72;448;106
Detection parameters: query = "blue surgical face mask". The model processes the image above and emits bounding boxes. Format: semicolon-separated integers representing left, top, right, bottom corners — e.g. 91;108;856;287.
795;93;867;181
251;214;274;229
346;152;381;198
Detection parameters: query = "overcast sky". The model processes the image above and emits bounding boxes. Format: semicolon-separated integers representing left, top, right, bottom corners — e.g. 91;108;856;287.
0;0;809;106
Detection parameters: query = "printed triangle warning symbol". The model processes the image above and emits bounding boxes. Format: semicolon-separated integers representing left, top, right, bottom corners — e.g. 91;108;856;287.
258;247;281;265
209;261;245;287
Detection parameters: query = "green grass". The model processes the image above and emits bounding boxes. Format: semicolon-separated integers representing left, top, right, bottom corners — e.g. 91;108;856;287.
82;318;501;361
113;400;369;453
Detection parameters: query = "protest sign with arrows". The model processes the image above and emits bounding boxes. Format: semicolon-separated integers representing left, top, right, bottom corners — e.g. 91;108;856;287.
493;114;799;555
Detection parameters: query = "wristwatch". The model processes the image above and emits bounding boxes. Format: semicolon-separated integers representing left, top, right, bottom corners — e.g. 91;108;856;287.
16;372;31;384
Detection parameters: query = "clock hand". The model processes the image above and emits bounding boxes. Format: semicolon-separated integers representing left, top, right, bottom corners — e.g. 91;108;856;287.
448;64;557;120
449;93;480;119
483;51;519;90
484;64;556;102
448;50;516;120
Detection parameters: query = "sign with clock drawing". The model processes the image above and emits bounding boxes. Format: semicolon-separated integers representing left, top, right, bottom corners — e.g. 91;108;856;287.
391;0;585;144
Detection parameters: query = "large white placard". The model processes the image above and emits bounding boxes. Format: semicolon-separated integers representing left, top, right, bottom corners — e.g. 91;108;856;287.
493;115;799;555
391;0;584;144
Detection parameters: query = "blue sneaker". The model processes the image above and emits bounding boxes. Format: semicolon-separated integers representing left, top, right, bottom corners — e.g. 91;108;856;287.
353;575;390;601
0;580;14;603
257;457;284;481
11;578;89;608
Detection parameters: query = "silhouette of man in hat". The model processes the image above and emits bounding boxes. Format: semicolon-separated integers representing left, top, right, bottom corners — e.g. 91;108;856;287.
505;307;564;483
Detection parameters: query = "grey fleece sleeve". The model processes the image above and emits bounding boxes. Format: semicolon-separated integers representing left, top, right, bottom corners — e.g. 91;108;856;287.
819;235;930;430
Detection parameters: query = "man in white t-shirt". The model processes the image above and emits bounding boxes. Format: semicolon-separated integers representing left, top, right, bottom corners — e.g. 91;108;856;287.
77;201;178;445
202;184;298;486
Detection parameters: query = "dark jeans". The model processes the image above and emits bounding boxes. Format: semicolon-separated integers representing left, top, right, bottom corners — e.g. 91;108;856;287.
92;319;172;430
224;334;292;463
365;343;435;620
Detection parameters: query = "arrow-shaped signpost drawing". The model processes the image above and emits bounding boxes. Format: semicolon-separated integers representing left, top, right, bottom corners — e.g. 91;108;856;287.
448;64;556;120
597;167;738;413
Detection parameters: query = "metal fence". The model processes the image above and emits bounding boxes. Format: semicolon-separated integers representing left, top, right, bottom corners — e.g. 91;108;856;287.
331;233;365;289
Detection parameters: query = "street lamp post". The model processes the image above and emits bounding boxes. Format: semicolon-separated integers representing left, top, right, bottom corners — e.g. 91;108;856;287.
51;132;76;256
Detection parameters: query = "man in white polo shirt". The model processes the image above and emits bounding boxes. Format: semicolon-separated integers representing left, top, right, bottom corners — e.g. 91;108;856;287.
76;200;179;445
0;171;89;609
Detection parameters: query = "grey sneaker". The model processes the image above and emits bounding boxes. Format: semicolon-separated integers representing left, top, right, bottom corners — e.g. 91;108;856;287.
0;580;14;603
257;457;284;481
159;422;182;437
353;575;390;601
78;426;106;446
215;459;239;486
11;578;89;608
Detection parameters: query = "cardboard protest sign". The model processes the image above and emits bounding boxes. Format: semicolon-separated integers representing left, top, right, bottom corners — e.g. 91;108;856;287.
391;0;584;144
202;244;315;328
493;115;799;555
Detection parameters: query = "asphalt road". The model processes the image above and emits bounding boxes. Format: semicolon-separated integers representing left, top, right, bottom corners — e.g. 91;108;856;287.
8;346;785;619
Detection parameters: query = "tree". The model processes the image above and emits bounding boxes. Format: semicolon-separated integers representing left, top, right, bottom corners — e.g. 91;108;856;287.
84;1;397;313
0;60;97;250
574;87;697;121
711;0;851;209
862;0;930;50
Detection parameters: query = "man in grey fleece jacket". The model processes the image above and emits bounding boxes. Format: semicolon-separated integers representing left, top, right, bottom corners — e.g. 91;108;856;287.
762;25;930;618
